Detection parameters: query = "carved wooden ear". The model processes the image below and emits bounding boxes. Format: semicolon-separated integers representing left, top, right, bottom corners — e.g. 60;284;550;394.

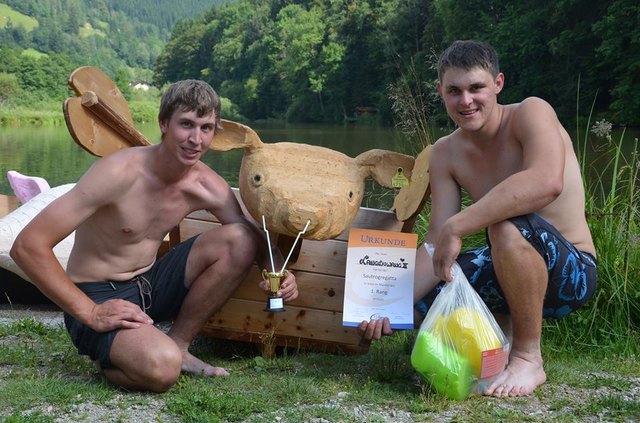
393;145;432;221
210;119;262;152
355;149;415;188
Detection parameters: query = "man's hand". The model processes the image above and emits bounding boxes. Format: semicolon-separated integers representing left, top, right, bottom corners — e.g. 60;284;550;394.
259;271;298;302
432;223;463;282
357;317;394;342
88;299;154;332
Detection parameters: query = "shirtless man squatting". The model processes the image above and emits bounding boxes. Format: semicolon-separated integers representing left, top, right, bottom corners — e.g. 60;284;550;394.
359;39;597;397
11;79;298;392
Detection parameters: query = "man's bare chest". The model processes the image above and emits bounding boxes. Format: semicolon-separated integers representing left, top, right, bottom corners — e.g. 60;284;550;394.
95;189;193;242
453;144;523;200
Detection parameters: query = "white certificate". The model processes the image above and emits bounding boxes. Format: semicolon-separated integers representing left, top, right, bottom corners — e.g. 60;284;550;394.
343;228;417;329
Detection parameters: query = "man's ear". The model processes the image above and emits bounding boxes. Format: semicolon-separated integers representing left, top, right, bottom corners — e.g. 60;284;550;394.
436;79;443;98
495;73;505;94
159;119;168;137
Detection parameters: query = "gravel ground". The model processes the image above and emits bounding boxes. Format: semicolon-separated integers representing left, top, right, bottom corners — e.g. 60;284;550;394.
1;304;639;422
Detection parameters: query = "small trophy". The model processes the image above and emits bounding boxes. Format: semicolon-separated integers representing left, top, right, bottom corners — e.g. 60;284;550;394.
261;215;310;313
262;269;289;312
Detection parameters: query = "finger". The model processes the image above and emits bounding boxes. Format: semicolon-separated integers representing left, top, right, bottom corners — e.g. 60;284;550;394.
357;321;369;337
278;281;298;300
116;320;143;329
281;289;298;302
382;317;394;336
368;319;384;340
105;301;153;324
258;280;269;292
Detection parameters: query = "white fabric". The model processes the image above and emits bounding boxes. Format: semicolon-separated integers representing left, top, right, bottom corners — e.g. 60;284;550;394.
0;184;75;283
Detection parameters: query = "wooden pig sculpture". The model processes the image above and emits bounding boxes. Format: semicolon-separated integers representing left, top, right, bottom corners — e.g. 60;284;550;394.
214;120;415;240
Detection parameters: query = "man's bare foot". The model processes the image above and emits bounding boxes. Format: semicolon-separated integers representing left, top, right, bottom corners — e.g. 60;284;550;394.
484;354;546;397
181;351;230;377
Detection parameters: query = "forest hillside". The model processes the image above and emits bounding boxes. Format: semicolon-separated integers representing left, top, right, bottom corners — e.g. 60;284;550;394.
0;0;637;127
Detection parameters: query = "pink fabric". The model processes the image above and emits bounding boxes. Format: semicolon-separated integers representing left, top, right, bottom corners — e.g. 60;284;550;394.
7;170;51;204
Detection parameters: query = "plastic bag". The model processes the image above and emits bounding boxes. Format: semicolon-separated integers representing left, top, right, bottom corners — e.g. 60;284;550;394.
411;244;510;400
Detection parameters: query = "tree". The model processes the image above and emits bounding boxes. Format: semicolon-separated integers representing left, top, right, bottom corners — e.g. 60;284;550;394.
592;0;640;124
0;73;21;105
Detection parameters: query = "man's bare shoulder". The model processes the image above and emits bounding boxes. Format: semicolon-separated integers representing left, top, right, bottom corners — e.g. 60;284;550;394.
191;161;229;192
432;130;463;159
511;97;558;124
184;161;237;212
74;148;148;198
86;147;148;179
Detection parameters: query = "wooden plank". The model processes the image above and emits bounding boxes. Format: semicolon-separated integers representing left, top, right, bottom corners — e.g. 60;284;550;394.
173;192;417;355
229;266;346;312
203;298;363;346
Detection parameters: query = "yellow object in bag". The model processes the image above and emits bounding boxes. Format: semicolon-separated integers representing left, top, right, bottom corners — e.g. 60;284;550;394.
446;306;502;376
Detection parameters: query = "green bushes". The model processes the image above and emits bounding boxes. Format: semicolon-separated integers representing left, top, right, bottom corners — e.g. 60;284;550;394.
549;123;639;353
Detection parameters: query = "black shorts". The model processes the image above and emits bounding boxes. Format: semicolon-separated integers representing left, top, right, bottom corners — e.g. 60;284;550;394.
63;236;198;369
417;214;597;319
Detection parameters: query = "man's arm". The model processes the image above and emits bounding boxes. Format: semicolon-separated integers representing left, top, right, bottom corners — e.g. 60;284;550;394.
423;136;464;282
10;156;154;330
432;98;566;280
205;182;298;302
357;137;462;341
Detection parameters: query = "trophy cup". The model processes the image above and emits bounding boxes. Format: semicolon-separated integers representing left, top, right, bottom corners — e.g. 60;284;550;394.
261;216;310;313
262;269;289;312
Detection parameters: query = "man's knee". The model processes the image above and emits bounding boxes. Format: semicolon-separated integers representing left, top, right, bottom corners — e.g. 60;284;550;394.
488;220;529;255
198;223;257;261
222;223;258;262
108;337;182;392
135;347;182;393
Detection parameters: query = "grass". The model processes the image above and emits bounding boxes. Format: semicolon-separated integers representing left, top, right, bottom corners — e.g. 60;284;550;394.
0;104;66;127
0;93;245;128
545;119;640;354
0;4;39;32
1;71;638;420
1;318;639;422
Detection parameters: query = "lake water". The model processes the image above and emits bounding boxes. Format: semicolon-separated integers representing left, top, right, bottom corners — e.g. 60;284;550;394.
0;122;637;210
0;122;416;210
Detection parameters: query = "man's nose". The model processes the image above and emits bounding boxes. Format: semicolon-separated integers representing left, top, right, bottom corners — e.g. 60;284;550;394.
190;127;202;143
460;91;473;106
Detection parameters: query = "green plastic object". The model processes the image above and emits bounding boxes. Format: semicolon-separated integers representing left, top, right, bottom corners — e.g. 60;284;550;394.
411;330;475;400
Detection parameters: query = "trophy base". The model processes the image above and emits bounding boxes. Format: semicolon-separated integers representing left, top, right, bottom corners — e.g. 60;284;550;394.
265;296;285;312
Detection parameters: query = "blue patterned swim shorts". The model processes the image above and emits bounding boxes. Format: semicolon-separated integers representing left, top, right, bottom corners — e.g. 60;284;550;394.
417;213;597;319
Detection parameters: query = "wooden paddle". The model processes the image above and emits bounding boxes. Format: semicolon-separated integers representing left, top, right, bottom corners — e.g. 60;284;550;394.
64;66;151;157
63;66;257;157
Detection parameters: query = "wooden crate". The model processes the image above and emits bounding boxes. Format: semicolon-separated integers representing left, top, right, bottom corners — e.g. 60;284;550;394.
169;189;422;356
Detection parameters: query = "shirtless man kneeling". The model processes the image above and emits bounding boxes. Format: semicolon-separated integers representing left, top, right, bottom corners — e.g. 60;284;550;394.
359;40;597;398
11;79;297;392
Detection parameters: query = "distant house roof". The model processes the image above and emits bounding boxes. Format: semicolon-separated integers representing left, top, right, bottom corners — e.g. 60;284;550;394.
130;80;150;91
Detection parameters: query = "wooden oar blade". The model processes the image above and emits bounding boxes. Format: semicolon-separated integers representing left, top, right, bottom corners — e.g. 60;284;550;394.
68;66;134;126
64;97;134;157
64;66;151;157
